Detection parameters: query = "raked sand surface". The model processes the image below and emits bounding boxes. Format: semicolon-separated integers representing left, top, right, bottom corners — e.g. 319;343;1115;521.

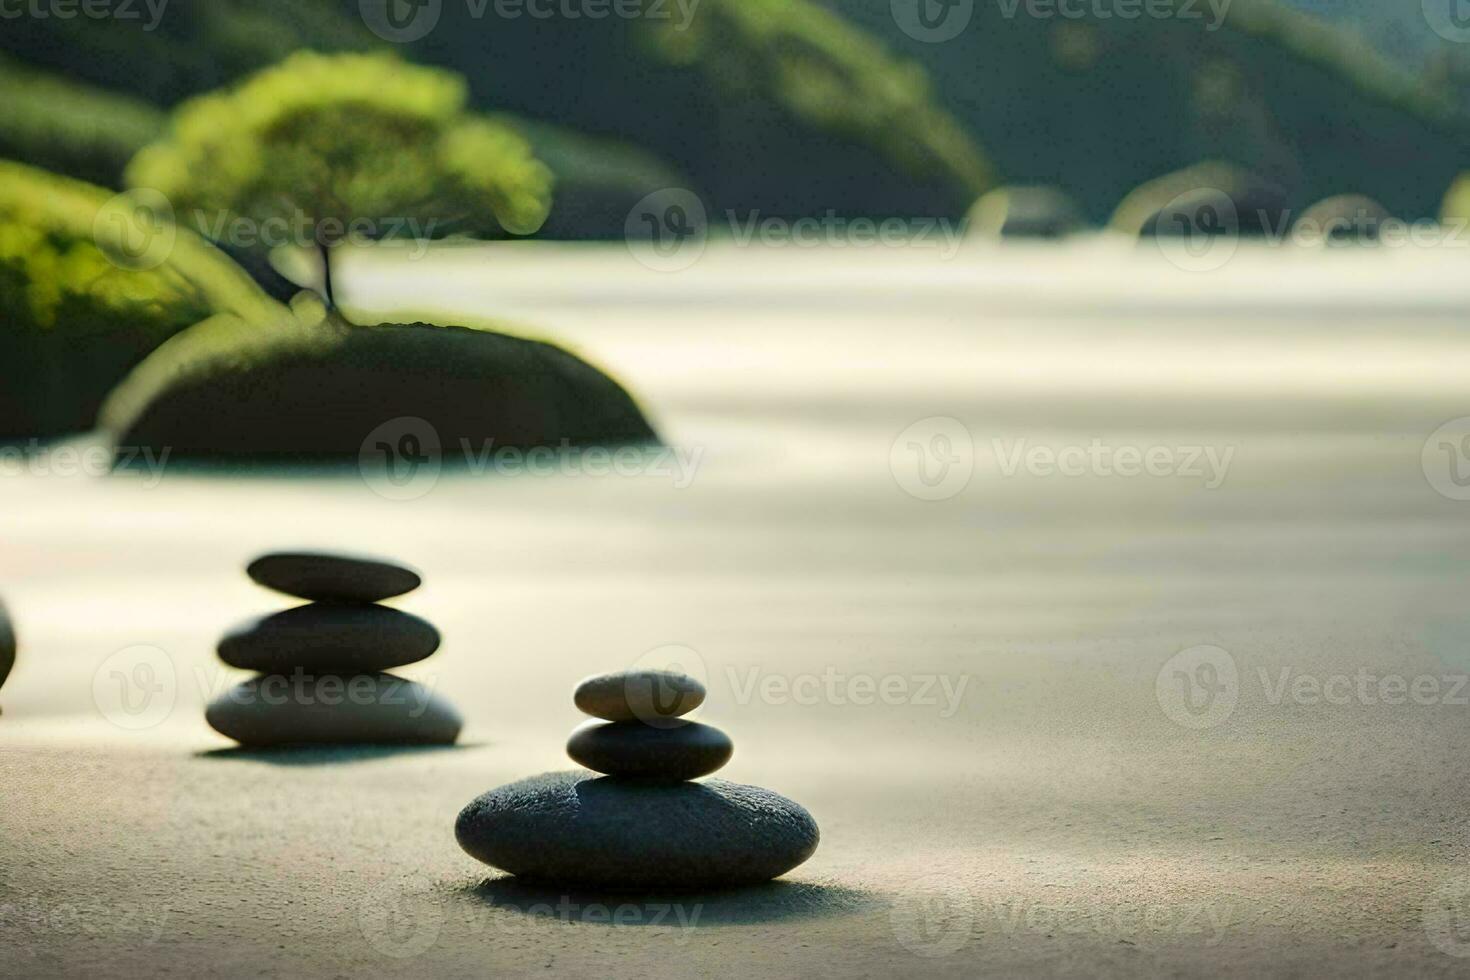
5;239;1470;977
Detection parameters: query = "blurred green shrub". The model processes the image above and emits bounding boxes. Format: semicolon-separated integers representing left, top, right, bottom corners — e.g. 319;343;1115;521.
126;52;553;303
641;0;993;199
0;162;237;440
1440;173;1470;225
0;56;166;188
0;0;374;108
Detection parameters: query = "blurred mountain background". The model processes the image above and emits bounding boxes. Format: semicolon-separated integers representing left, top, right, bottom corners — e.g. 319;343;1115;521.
2;0;1469;225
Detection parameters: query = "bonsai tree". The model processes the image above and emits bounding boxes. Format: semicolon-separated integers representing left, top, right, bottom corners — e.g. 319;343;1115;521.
99;52;654;463
125;51;554;310
0;159;280;440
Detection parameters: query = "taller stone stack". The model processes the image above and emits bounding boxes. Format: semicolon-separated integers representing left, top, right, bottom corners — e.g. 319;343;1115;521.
206;551;461;747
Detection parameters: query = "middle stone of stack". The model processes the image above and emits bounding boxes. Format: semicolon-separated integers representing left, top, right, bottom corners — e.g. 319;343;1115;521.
568;669;731;781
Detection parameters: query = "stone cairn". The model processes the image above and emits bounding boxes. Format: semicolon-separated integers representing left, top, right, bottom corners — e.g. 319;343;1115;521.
455;668;819;889
205;551;461;747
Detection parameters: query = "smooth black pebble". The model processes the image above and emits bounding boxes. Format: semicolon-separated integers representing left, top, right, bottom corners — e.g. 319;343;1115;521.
205;673;461;746
567;719;732;780
455;770;819;888
219;603;440;673
247;551;422;603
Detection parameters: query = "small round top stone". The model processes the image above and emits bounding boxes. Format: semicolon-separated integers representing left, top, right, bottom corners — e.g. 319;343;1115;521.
573;669;705;725
246;551;422;602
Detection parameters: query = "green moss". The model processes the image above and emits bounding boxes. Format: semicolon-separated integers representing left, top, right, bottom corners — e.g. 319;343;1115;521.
0;160;281;440
102;307;658;461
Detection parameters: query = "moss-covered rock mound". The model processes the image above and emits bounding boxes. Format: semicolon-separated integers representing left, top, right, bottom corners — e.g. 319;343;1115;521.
0;160;277;441
101;304;657;462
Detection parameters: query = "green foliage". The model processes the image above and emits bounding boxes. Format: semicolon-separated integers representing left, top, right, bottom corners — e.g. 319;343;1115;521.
0;56;166;188
0;0;376;107
642;0;993;198
0;160;280;440
1440;174;1470;224
126;52;554;259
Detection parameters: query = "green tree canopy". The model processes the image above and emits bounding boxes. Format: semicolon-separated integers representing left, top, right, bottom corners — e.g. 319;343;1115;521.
125;51;554;301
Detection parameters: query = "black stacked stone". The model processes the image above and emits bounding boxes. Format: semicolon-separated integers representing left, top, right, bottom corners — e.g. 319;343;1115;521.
205;551;461;747
454;668;819;888
567;668;730;780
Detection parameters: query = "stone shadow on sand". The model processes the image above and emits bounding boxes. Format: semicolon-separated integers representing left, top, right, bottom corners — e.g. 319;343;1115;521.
196;742;481;766
465;876;884;926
